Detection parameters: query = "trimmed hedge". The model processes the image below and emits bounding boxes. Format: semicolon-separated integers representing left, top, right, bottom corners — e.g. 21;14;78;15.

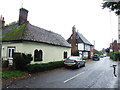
27;61;64;73
108;52;120;61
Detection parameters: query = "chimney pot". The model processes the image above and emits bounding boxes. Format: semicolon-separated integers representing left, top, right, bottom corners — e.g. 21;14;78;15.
0;15;5;28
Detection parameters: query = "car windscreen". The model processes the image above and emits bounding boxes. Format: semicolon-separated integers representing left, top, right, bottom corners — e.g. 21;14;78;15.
67;57;81;60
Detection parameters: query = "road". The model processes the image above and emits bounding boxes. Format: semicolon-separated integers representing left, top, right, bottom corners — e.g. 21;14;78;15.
3;57;119;88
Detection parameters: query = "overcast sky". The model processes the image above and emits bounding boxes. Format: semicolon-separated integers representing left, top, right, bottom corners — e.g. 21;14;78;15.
0;0;118;51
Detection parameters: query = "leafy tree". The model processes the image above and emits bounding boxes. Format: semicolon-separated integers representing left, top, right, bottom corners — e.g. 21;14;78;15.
5;21;18;27
105;48;110;53
102;1;120;15
94;49;103;55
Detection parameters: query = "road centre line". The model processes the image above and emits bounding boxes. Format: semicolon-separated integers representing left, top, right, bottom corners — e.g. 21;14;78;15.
64;72;85;83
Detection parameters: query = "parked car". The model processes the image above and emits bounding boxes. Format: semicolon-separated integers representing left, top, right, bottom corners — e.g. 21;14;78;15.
64;56;86;69
92;54;100;60
100;55;104;58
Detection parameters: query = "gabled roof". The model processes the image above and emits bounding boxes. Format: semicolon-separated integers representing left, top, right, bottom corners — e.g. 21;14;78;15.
2;22;71;47
67;31;93;46
76;32;92;45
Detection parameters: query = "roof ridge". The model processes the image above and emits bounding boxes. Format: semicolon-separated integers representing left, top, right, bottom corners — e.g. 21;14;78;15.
28;23;62;36
76;32;92;45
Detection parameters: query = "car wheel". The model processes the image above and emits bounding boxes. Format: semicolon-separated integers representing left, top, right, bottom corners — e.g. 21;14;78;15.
83;63;85;67
76;64;80;69
64;64;68;68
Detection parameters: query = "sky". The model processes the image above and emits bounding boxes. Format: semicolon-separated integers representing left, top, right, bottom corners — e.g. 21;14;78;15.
0;0;118;51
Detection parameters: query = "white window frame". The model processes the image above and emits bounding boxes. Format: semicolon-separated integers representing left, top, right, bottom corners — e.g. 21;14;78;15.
7;47;15;59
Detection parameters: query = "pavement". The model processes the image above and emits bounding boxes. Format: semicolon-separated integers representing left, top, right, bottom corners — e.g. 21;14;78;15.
118;62;120;89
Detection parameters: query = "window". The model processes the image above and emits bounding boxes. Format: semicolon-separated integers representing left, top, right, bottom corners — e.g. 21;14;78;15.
7;47;15;59
34;49;43;61
34;49;39;61
39;50;43;61
64;52;67;59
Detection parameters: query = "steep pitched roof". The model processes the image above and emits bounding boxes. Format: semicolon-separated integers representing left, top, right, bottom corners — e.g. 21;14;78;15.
2;22;71;47
67;31;93;46
76;32;92;45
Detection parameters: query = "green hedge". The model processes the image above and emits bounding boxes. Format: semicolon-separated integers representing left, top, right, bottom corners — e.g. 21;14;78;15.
27;61;64;73
108;52;120;61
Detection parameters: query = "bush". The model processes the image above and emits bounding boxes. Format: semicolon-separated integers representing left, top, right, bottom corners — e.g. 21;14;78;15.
27;61;64;73
2;60;9;68
114;52;120;61
108;52;114;60
13;53;33;71
108;52;120;61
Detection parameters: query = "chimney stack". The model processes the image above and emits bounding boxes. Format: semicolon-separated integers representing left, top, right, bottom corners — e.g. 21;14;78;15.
18;8;28;25
0;15;5;28
72;25;77;51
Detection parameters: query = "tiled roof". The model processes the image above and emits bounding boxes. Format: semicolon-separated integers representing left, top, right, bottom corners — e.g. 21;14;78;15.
2;22;71;47
76;32;92;45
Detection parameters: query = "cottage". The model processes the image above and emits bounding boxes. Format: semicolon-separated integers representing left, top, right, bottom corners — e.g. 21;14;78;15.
110;40;120;52
67;25;94;59
1;8;71;64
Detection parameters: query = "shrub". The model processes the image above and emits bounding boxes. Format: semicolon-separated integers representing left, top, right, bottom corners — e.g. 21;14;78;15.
13;53;33;71
27;61;64;73
108;52;120;61
108;52;114;60
2;60;9;68
114;52;120;61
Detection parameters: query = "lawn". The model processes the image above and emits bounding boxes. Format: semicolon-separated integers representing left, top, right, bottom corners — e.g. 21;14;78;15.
2;70;28;79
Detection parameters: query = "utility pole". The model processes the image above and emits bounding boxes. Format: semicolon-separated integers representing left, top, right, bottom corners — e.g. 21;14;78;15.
93;40;95;49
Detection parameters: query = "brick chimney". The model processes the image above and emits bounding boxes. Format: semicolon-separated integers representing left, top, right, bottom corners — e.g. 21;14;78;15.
113;40;118;52
72;25;77;51
0;15;5;28
18;8;28;25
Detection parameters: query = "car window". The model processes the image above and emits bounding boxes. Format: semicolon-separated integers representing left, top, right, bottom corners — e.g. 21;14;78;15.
68;57;80;60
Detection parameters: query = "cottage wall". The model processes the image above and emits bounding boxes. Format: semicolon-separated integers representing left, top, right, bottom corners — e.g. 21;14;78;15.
2;41;71;64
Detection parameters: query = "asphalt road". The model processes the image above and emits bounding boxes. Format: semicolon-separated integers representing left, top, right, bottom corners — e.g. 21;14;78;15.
3;57;119;88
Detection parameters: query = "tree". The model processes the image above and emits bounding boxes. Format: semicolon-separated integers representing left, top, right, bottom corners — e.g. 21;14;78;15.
94;49;103;55
105;48;110;53
102;1;120;15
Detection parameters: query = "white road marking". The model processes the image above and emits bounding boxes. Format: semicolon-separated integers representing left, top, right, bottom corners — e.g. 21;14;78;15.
64;72;85;83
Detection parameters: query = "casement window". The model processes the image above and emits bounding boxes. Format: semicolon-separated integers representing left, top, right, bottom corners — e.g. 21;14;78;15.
64;52;67;59
7;47;15;59
34;49;43;61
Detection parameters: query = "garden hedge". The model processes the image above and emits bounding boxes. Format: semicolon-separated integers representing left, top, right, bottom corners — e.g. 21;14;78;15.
27;61;64;73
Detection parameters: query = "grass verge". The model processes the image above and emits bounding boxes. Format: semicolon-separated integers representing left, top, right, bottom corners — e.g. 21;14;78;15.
2;70;28;79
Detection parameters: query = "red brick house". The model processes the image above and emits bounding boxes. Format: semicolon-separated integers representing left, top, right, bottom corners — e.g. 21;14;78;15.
110;40;120;52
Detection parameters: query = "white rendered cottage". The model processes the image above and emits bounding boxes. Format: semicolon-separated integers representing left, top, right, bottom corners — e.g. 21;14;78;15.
1;8;71;64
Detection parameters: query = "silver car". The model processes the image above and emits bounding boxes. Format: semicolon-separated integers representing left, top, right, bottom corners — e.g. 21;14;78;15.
64;56;86;69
